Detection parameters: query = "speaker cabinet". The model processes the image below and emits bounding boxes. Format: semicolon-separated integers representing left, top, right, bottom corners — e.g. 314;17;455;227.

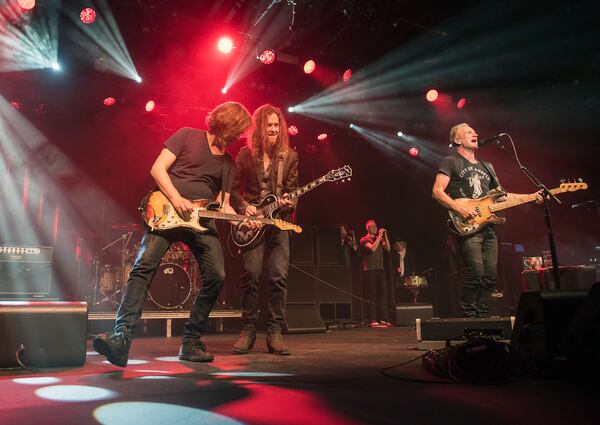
317;264;351;303
0;246;53;296
290;227;315;264
0;301;88;368
511;290;587;365
287;264;317;303
284;304;326;334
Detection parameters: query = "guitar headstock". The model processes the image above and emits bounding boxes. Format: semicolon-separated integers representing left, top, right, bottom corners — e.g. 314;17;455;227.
558;179;588;192
273;219;302;234
324;165;352;183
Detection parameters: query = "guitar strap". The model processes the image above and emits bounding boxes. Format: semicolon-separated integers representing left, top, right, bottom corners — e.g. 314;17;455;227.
275;152;286;197
220;159;231;207
480;160;502;191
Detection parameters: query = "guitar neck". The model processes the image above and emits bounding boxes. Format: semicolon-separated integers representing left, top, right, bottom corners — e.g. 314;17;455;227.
263;176;328;215
489;188;558;212
197;209;275;225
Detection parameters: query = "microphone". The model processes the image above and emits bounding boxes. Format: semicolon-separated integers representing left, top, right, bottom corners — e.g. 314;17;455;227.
571;200;596;209
478;133;507;147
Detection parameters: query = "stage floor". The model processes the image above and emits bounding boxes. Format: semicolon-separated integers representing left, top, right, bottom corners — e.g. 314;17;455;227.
0;327;596;425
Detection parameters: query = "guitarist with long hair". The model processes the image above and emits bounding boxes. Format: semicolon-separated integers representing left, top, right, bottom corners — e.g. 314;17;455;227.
230;104;299;355
432;123;542;318
93;102;252;366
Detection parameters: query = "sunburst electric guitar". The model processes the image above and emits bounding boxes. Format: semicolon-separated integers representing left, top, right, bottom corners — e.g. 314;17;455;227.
141;191;302;235
231;165;353;248
448;180;588;236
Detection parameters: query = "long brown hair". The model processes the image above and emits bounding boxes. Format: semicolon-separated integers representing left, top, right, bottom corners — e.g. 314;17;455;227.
206;101;252;145
248;104;289;158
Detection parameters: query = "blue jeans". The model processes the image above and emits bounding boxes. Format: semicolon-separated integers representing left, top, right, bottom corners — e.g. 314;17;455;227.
115;222;225;342
240;228;290;332
458;226;498;317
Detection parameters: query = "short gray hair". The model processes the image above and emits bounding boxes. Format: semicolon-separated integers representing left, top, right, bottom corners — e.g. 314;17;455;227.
449;123;469;144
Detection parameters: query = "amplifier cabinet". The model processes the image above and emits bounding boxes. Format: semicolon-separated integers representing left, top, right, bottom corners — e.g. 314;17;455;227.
0;246;53;296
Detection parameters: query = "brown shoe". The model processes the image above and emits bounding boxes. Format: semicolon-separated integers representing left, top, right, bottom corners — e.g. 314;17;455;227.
232;329;256;355
266;331;291;355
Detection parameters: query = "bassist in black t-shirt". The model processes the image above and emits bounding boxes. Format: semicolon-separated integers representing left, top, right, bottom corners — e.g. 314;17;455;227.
432;123;542;318
94;102;252;367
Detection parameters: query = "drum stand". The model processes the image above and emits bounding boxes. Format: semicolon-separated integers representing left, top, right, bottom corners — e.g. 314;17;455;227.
94;232;133;308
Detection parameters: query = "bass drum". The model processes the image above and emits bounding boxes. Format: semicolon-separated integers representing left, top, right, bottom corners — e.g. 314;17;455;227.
147;263;192;309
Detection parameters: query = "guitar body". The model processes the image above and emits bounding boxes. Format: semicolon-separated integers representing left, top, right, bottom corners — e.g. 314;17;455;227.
231;194;280;248
448;190;507;236
141;191;220;234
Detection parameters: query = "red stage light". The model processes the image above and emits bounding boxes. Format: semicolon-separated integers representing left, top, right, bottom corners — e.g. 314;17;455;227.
80;7;96;24
103;97;116;107
342;68;352;81
18;0;35;10
145;100;156;112
259;49;276;64
317;133;328;141
408;147;419;157
457;98;467;109
10;101;21;110
303;60;316;74
217;37;234;54
426;89;438;102
288;125;298;136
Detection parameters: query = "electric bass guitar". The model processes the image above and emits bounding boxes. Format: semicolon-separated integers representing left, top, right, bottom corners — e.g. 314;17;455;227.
448;180;588;236
140;191;302;235
231;165;352;248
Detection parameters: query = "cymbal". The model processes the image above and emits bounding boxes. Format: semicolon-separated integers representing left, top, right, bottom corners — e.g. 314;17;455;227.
111;222;141;230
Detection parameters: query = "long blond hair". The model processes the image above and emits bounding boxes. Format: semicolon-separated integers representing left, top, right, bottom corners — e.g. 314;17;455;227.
248;104;289;158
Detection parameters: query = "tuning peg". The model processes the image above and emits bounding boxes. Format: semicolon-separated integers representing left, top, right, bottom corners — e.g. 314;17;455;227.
578;177;583;182
560;178;565;183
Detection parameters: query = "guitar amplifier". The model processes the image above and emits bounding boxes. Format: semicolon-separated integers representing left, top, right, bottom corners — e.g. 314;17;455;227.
0;246;53;296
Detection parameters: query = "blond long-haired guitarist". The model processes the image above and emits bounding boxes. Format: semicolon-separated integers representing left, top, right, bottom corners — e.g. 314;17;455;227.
431;123;543;318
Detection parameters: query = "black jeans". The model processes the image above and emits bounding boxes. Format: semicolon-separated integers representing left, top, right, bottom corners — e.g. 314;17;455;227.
363;269;390;322
240;228;290;332
115;222;225;342
458;226;498;317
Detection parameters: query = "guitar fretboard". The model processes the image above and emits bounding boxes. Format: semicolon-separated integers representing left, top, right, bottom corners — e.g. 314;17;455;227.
489;188;561;212
263;176;328;215
196;209;275;225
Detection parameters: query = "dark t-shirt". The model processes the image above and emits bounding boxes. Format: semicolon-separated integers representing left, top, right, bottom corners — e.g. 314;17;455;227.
360;235;385;271
437;153;499;200
163;127;235;200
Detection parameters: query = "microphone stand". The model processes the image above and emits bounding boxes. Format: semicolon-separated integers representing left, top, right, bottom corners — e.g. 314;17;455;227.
493;135;562;289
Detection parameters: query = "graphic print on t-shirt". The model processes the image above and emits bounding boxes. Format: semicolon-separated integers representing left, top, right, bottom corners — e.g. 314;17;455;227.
457;165;490;199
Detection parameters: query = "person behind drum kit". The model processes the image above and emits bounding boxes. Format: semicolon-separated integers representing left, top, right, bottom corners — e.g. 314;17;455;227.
432;123;543;318
360;219;393;327
93;101;252;367
230;104;299;356
390;239;415;304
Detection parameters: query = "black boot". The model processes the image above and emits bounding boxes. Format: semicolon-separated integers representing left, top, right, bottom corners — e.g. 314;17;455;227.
232;329;256;355
93;332;131;367
266;330;291;355
178;339;214;362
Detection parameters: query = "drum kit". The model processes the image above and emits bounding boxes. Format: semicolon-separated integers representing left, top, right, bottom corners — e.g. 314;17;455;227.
403;275;429;303
89;223;199;310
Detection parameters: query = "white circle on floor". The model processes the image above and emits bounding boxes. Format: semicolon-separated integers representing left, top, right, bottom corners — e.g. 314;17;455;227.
102;359;148;365
94;402;243;425
13;377;61;385
35;385;117;402
155;356;180;362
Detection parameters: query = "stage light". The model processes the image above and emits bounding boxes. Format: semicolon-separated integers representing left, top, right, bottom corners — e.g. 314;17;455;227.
217;37;234;54
259;49;276;65
303;60;316;74
288;106;295;113
51;62;61;71
10;101;22;110
457;97;467;109
288;125;298;136
317;133;328;141
397;131;404;137
18;0;35;10
103;97;116;107
349;123;354;128
80;8;97;24
145;100;155;112
221;87;228;94
135;76;142;83
408;147;419;157
426;89;438;102
343;69;352;81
